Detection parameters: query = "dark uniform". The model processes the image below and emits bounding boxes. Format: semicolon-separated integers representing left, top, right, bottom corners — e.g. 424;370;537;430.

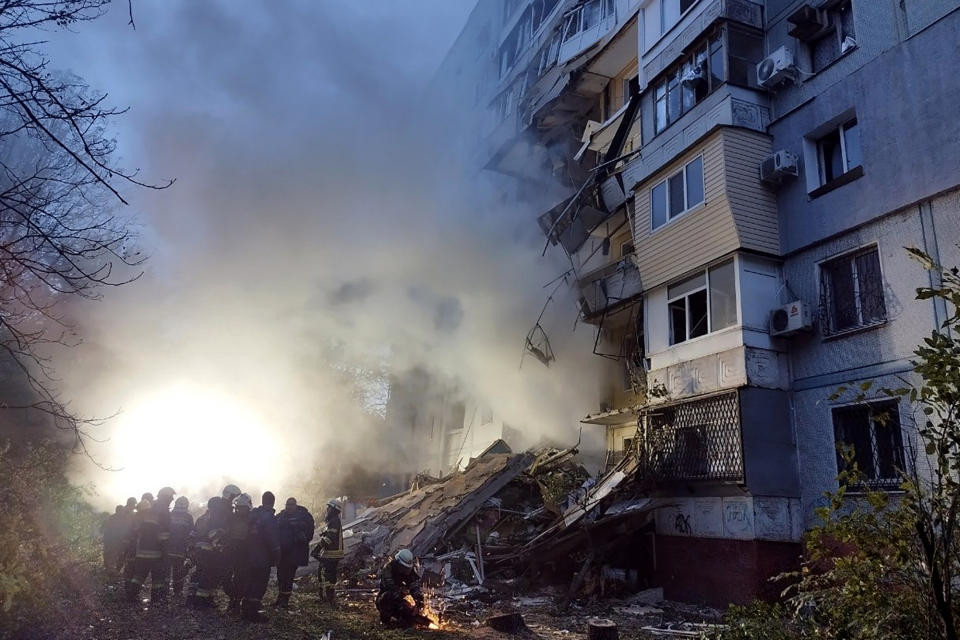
375;558;423;625
115;500;136;573
191;497;228;609
312;504;344;603
242;501;280;622
101;507;124;573
225;507;252;608
168;503;194;596
126;498;172;603
276;502;315;607
121;500;149;585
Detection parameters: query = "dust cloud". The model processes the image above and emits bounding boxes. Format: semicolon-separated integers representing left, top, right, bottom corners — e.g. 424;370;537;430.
37;1;605;509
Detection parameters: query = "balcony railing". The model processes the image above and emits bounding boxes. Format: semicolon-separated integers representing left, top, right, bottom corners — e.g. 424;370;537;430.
639;391;744;483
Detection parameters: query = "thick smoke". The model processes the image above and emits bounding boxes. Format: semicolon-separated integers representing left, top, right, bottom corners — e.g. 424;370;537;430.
41;1;606;509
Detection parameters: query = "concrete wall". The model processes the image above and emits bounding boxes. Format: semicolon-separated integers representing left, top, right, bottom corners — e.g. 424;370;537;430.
770;6;960;254
780;189;960;526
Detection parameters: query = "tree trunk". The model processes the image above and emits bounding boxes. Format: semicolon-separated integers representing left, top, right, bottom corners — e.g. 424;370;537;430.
587;618;618;640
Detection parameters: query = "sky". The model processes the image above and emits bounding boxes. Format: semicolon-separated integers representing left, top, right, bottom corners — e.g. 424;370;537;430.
31;1;607;508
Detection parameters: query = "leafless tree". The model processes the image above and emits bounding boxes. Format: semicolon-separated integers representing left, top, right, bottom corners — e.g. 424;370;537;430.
0;1;171;449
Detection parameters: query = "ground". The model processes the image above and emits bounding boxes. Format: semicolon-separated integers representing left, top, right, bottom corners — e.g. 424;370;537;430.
4;564;722;639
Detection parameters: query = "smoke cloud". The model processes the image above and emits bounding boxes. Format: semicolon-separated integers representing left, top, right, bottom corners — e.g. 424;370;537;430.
39;1;606;509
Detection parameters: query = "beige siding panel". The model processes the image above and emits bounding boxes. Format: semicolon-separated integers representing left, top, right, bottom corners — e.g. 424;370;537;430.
723;128;781;256
632;130;740;290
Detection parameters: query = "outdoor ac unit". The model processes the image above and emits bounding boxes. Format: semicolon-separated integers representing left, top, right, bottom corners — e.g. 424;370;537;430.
770;301;813;337
760;150;800;185
787;5;829;41
681;64;706;88
757;47;796;88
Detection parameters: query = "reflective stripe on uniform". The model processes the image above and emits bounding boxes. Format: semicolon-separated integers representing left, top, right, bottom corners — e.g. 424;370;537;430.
136;550;162;559
195;589;212;597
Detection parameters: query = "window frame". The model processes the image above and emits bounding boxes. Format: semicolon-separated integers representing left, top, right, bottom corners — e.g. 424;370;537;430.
653;28;725;134
666;258;737;346
819;244;887;337
816;118;860;186
810;0;856;74
831;399;905;491
650;154;705;231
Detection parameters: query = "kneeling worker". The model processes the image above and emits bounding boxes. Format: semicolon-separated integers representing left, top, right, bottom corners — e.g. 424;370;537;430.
375;549;423;625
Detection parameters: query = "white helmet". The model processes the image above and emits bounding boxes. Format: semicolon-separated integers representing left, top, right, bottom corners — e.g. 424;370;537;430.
233;493;253;510
396;548;414;568
327;498;342;512
222;484;241;501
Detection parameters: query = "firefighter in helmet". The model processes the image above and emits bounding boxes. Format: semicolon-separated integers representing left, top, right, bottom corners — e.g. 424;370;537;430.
168;496;194;597
311;498;344;604
125;486;174;604
375;549;424;625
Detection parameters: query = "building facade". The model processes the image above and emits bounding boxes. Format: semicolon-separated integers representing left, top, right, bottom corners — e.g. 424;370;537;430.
436;0;960;605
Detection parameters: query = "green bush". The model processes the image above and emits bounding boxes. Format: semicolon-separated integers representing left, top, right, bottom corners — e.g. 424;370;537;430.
0;440;102;623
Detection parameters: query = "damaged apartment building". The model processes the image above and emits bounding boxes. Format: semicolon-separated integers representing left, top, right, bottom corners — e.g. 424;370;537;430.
423;0;960;605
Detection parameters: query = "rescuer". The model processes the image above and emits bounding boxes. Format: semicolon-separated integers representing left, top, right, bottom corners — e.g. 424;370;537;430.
168;496;194;597
375;549;424;626
311;498;344;605
114;497;137;573
126;487;174;604
189;496;227;609
226;493;253;610
217;484;242;600
121;495;151;585
241;491;280;623
275;497;315;608
101;505;124;573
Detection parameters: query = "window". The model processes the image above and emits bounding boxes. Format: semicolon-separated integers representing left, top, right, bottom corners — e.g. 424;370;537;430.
650;155;704;230
812;1;856;73
562;0;613;43
668;260;736;345
833;400;904;490
620;241;635;257
820;246;886;335
817;118;861;185
654;31;724;133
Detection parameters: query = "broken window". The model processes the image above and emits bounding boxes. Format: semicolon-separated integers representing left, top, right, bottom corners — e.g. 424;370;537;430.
811;0;856;73
832;400;904;490
654;29;726;133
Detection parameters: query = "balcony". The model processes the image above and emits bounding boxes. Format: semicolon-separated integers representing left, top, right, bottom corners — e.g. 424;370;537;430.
642;0;763;87
639;390;744;484
579;256;642;318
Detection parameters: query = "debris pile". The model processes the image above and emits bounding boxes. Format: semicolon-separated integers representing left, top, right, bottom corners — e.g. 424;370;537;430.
341;446;590;592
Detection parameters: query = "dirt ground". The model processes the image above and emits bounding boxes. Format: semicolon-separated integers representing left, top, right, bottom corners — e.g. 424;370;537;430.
3;565;721;640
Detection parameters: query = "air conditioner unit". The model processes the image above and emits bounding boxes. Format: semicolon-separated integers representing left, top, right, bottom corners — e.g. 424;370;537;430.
681;64;706;88
787;5;829;41
760;150;800;185
770;301;813;337
757;47;796;88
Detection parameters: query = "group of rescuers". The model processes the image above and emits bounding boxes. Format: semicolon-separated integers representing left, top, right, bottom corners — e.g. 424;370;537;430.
100;485;427;625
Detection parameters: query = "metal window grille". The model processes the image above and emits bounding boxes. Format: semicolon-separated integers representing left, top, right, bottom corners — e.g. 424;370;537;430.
820;246;887;335
641;391;744;483
832;401;905;491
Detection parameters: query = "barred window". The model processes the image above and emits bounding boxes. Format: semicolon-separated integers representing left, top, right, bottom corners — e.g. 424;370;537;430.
832;401;904;490
645;391;743;483
820;246;886;335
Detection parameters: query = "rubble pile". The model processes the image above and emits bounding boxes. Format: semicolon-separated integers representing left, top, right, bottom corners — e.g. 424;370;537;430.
340;443;664;608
